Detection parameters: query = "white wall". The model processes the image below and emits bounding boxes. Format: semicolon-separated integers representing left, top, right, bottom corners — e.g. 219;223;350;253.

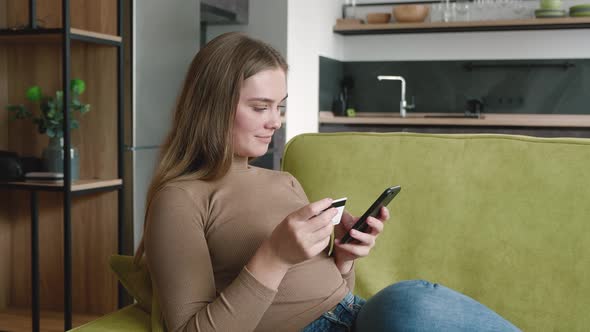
343;30;590;61
286;0;344;140
205;0;288;57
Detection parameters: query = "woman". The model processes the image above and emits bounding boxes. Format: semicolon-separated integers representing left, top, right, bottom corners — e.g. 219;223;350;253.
135;32;520;332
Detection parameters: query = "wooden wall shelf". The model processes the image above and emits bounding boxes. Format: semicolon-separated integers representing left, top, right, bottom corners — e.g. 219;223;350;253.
0;1;124;330
0;28;122;45
334;17;590;34
0;179;122;193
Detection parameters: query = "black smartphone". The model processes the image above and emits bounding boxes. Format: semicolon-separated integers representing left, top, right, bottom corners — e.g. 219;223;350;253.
340;186;401;244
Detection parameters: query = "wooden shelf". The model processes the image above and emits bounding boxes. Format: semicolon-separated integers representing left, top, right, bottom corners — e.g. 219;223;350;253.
0;2;123;327
319;111;590;127
334;17;590;34
0;179;122;193
70;28;122;45
0;28;122;45
0;306;100;332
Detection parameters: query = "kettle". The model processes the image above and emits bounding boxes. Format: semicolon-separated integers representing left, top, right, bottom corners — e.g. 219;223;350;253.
332;76;355;116
465;99;484;117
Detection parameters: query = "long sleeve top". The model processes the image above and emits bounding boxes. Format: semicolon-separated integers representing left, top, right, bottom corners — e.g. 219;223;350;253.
144;157;354;332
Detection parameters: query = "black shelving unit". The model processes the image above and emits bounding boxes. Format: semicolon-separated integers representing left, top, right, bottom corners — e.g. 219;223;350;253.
0;1;125;331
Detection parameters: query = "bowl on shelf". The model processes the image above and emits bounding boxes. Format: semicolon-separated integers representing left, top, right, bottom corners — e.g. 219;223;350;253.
570;10;590;16
569;4;590;16
393;4;430;23
540;0;563;10
569;3;590;10
366;12;392;24
535;8;567;17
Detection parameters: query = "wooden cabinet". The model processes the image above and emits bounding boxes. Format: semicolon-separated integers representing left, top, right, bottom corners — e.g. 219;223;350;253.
0;1;124;331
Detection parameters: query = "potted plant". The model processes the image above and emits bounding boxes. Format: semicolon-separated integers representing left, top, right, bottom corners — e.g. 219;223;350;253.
5;79;90;180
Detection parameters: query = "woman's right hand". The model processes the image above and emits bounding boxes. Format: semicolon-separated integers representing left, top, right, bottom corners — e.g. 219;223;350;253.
246;198;336;290
267;198;337;266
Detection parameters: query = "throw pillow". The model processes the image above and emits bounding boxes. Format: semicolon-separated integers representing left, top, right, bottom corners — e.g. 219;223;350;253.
109;255;152;313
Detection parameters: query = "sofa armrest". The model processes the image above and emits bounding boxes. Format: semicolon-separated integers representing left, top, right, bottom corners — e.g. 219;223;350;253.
68;304;150;332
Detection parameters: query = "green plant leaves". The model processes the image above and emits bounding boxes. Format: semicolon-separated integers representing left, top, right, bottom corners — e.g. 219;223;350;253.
5;104;31;120
46;108;56;119
71;79;86;95
26;86;42;102
56;91;64;110
6;80;90;139
80;104;91;113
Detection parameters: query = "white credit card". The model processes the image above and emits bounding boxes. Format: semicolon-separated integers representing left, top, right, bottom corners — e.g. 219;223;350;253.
328;197;347;225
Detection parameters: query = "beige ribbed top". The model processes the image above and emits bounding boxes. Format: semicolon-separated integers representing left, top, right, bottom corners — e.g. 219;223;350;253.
144;157;354;332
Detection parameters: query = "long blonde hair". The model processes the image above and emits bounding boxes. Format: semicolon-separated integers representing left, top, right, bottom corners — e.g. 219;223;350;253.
134;32;288;263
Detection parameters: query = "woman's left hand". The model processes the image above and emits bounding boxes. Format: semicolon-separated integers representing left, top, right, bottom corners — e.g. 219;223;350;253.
332;207;389;274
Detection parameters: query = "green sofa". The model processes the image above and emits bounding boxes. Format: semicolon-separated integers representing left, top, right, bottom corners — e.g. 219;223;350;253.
72;132;590;331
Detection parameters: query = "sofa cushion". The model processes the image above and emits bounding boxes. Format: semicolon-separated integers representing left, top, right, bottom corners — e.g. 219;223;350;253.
109;255;152;313
282;132;590;332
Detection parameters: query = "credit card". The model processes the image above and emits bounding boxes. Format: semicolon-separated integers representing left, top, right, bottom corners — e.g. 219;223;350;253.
326;197;347;225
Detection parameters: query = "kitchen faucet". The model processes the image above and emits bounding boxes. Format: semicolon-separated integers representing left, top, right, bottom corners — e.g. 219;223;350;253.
377;75;415;118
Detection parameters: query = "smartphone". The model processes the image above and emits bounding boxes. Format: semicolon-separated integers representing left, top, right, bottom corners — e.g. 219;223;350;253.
340;186;401;244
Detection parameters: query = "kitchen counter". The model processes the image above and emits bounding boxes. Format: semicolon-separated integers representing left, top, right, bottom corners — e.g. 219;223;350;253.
319;111;590;128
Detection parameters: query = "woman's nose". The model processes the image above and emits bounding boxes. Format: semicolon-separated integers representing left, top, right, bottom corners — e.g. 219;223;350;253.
266;110;282;130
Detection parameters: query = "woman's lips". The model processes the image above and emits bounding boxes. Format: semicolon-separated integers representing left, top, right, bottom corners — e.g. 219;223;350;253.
256;136;272;143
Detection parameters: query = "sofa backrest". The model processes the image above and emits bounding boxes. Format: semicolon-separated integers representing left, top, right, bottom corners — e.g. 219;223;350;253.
282;132;590;332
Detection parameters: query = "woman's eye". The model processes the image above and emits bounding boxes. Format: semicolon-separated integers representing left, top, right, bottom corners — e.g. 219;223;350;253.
253;106;267;112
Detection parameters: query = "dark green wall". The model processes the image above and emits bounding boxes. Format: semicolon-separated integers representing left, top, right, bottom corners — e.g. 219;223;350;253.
319;56;344;113
319;57;590;115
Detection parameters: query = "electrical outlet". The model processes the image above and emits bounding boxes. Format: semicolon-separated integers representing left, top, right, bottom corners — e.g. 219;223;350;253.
483;96;525;109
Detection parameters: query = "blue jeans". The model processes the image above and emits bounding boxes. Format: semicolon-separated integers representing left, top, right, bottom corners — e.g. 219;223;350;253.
302;280;521;332
302;291;365;332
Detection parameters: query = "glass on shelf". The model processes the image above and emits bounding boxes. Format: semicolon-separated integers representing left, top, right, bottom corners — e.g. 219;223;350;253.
344;0;358;20
455;0;471;21
511;0;534;19
429;0;538;22
443;0;455;22
472;0;485;21
428;0;455;22
430;2;444;22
